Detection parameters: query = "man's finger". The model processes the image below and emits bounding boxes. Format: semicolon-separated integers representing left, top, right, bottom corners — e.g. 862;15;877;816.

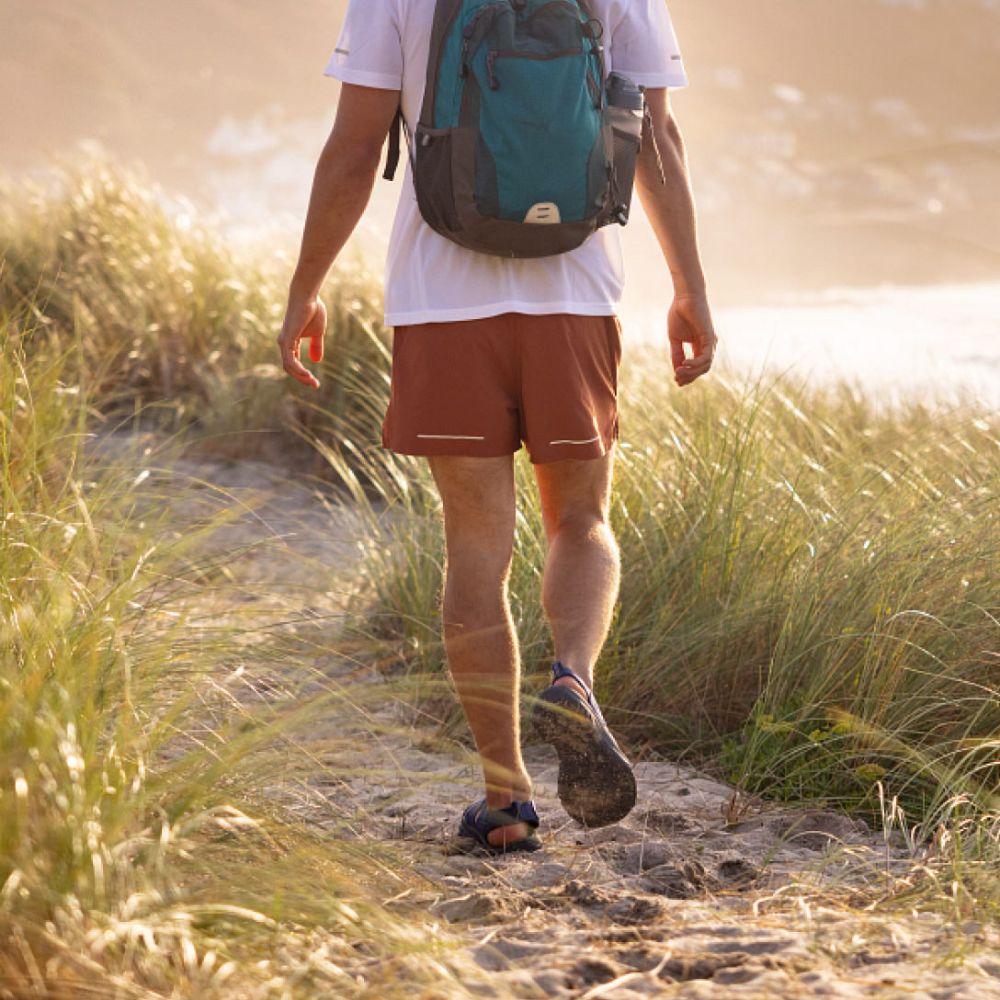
678;357;712;376
676;351;713;382
669;337;687;373
308;333;324;365
279;337;320;389
676;366;710;386
285;358;320;388
681;347;714;370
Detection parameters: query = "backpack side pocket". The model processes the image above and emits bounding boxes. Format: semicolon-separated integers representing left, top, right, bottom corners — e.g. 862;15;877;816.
413;125;461;236
608;120;641;224
603;73;645;225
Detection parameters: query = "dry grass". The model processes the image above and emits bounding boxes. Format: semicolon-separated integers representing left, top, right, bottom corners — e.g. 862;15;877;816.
0;160;390;467
0;316;512;997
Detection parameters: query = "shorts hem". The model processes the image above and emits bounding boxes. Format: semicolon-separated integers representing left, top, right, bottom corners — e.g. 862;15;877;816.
381;439;521;460
528;434;617;466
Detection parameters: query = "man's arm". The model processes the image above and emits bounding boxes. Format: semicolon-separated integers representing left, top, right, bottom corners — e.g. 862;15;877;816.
636;87;718;388
278;84;400;388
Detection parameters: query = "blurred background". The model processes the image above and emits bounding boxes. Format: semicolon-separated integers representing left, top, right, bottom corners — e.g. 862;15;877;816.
3;0;998;400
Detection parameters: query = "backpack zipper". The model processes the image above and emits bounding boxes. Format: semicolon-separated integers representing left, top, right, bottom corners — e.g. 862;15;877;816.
460;2;508;78
486;46;585;89
461;0;592;77
489;47;583;59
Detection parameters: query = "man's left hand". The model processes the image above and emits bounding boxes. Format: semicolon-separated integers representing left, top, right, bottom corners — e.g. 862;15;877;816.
668;293;718;388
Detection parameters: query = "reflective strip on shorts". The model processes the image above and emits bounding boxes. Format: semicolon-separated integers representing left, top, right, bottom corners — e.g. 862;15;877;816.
548;435;601;446
416;433;487;441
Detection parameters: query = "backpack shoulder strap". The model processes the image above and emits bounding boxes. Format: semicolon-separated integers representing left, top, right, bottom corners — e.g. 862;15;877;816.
421;0;465;127
383;107;404;181
386;0;463;181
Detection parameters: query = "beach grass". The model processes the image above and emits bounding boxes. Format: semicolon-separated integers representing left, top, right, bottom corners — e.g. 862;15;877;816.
0;159;391;466
338;370;998;813
2;162;1000;993
0;311;509;995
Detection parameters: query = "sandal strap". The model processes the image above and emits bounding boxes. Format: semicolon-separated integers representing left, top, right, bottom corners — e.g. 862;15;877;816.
482;798;540;830
462;797;539;838
457;797;542;855
550;660;607;727
551;660;591;697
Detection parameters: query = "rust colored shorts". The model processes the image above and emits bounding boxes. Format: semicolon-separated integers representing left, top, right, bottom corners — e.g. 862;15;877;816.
381;312;622;465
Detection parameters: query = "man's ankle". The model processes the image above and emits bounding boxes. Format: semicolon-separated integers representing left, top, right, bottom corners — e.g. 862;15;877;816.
553;665;593;697
485;779;533;809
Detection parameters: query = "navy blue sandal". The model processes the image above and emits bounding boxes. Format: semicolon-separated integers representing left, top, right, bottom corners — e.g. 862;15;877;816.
532;661;637;828
456;798;542;855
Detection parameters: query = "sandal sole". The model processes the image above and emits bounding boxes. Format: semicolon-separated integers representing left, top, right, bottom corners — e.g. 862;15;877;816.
453;834;543;856
532;687;637;828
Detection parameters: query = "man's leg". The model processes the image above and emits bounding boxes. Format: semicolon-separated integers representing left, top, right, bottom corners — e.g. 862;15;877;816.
531;450;636;828
428;454;533;847
533;452;620;694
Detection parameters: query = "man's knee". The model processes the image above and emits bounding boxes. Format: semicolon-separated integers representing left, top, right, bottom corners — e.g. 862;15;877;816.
441;557;514;659
550;509;615;545
534;453;615;541
441;533;514;615
444;516;514;575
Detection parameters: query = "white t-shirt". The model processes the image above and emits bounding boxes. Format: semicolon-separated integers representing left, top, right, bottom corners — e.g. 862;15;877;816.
325;0;689;327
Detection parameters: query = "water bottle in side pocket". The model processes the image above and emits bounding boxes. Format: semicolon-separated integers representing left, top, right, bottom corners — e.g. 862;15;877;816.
605;72;644;226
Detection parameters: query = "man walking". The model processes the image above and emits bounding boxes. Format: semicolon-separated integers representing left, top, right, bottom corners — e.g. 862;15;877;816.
279;0;717;853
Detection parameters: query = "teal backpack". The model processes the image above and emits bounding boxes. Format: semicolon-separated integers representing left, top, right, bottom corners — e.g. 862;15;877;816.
384;0;645;259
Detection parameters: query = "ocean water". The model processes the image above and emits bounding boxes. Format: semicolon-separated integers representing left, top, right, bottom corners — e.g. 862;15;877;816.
624;283;1000;408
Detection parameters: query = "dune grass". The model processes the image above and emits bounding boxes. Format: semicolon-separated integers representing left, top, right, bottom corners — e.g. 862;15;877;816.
0;160;391;466
0;314;512;996
337;368;998;835
2;158;1000;994
319;351;999;914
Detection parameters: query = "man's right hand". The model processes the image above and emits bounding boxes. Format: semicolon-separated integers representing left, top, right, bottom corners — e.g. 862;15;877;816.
276;85;400;392
278;297;327;390
668;293;718;388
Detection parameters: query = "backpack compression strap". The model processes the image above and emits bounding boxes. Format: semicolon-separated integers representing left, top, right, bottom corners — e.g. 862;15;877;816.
383;108;403;181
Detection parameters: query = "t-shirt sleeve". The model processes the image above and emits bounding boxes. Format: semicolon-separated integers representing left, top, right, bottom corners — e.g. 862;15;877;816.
612;0;689;90
323;0;403;90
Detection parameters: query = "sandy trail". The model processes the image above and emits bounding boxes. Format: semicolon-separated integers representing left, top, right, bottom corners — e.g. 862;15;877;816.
95;431;1000;999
